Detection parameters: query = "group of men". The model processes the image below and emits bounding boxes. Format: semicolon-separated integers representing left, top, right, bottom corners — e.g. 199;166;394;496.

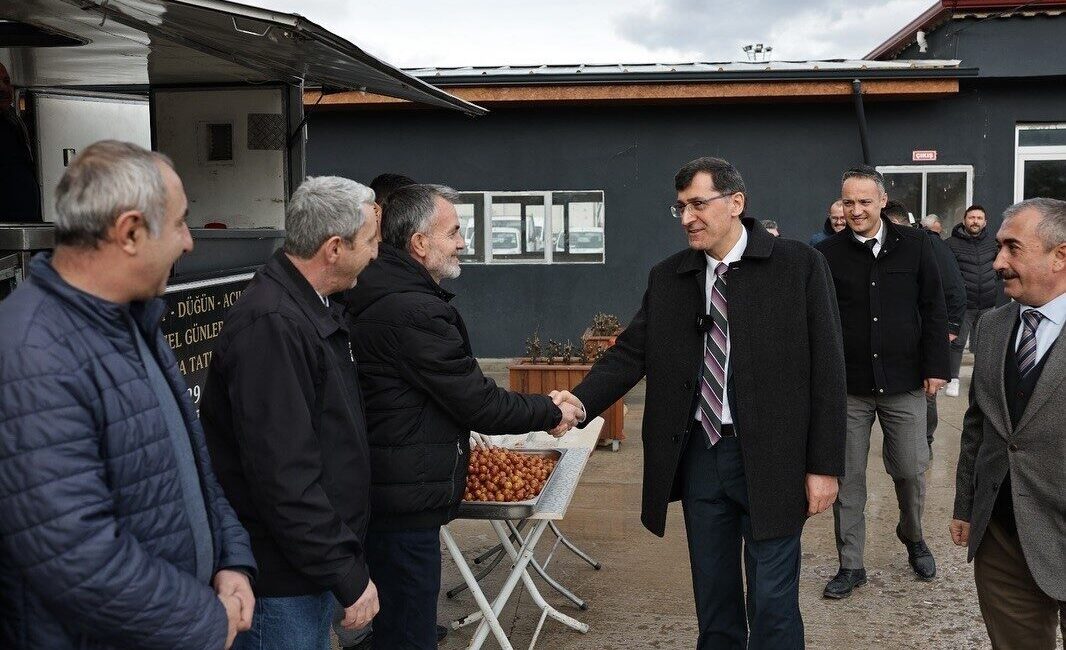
0;139;1062;650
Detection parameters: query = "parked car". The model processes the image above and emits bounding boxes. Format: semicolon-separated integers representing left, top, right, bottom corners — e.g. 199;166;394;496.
492;227;522;255
555;228;604;255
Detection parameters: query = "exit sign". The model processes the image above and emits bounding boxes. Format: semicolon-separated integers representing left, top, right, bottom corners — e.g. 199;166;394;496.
912;150;938;162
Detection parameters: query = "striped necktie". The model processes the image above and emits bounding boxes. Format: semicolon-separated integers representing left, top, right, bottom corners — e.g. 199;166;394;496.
1017;309;1045;376
699;262;729;447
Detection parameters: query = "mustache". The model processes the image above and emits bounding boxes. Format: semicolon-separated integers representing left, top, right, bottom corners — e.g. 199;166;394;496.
997;269;1019;280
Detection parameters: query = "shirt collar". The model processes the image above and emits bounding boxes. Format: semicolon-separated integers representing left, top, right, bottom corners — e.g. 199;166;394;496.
1020;290;1066;325
705;225;748;269
853;219;885;247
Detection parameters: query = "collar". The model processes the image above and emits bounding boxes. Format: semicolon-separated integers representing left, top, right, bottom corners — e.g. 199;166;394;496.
705;223;747;269
262;250;344;339
676;217;774;275
1019;290;1066;326
853;218;886;247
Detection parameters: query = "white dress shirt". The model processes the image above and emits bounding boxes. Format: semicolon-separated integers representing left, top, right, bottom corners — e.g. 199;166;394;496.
695;227;748;426
853;219;886;257
1013;290;1066;364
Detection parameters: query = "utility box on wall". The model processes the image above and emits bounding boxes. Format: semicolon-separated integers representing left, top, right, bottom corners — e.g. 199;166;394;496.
153;87;288;229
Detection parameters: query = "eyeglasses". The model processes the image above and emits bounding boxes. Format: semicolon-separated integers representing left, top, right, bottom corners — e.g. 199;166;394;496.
670;192;736;219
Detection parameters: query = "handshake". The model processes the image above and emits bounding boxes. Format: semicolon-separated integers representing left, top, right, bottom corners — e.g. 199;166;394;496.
547;390;586;437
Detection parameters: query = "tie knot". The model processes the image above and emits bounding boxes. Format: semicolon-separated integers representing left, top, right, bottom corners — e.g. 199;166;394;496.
863;239;878;252
714;262;729;277
1022;309;1045;329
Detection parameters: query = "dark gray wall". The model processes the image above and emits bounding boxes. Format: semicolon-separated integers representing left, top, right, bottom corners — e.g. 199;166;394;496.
307;78;1066;356
897;14;1066;78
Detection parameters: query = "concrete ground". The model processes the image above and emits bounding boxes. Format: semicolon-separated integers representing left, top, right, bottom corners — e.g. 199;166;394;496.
416;357;1063;650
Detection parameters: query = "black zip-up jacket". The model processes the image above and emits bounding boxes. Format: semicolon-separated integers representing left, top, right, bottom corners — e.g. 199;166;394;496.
201;250;371;607
343;244;562;531
947;222;1002;310
816;218;950;395
923;228;967;336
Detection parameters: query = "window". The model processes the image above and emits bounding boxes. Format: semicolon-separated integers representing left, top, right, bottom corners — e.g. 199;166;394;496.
1015;124;1066;201
876;165;973;233
454;190;605;264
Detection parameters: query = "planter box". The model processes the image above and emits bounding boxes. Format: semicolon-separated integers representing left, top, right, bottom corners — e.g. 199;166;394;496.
508;358;625;447
581;328;622;359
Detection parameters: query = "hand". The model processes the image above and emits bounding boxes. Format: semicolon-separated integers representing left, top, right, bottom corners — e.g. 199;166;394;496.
805;473;838;516
924;377;947;397
549;390;586;420
341;579;379;630
948;333;958;342
213;569;254;632
950;519;970;547
218;593;242;650
549;402;583;437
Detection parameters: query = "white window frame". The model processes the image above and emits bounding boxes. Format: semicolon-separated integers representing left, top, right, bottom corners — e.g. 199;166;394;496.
1014;124;1066;202
457;190;606;265
875;164;974;221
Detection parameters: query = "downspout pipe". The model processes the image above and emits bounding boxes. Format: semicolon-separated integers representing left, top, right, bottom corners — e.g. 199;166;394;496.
851;79;872;165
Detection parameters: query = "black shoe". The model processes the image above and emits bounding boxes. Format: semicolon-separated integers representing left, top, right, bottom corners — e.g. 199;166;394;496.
896;525;936;580
437;624;448;644
823;567;867;599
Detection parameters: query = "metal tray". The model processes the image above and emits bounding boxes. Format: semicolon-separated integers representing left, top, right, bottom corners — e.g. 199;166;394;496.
457;448;567;521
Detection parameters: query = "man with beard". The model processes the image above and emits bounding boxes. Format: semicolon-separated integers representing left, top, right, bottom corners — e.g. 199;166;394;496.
946;204;1004;396
343;183;583;649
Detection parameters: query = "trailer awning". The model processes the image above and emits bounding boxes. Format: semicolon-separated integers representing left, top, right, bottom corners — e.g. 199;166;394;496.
0;0;486;115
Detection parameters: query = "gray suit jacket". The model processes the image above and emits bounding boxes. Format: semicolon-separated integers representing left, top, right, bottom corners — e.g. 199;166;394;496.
953;301;1066;600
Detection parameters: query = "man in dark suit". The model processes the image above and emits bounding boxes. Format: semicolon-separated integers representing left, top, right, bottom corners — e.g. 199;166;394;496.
952;198;1066;649
560;157;847;649
817;167;949;599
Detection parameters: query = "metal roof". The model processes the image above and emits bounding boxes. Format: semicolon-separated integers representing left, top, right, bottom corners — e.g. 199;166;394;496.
401;60;970;86
0;0;486;115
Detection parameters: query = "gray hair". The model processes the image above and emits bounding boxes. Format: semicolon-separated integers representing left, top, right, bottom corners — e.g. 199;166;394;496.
283;176;375;258
381;183;460;251
674;157;746;195
920;214;941;228
54;140;173;248
841;166;885;193
1003;198;1066;250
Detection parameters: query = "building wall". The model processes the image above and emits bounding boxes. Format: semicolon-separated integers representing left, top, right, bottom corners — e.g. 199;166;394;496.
307;78;1066;356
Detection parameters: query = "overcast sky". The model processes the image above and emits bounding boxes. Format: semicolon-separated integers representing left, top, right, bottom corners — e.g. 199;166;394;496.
256;0;933;68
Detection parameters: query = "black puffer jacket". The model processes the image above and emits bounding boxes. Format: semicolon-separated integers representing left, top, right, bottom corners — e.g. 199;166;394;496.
344;244;562;531
947;223;1001;310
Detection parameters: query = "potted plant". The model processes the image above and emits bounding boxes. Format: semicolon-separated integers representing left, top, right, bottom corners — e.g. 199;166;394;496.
581;312;623;359
508;331;625;450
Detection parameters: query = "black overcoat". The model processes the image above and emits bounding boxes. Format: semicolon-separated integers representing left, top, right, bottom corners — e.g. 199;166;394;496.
573;219;847;540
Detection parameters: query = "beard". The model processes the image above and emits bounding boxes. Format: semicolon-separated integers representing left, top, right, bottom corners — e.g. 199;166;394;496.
428;249;461;281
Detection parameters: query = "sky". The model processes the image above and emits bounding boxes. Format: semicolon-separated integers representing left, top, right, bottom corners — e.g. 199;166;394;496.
255;0;935;68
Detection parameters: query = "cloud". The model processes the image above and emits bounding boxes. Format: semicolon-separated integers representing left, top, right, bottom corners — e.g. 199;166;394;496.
615;0;933;61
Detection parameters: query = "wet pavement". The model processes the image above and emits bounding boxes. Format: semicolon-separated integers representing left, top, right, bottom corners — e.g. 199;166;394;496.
425;358;1063;650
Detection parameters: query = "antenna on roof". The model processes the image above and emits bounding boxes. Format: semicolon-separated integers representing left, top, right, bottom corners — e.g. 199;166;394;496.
742;43;773;62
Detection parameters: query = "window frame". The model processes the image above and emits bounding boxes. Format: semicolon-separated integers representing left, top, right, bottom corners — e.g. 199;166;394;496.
875;164;974;222
1014;124;1066;202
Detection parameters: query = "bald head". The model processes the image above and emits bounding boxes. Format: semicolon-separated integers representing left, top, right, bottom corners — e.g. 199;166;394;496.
0;62;13;109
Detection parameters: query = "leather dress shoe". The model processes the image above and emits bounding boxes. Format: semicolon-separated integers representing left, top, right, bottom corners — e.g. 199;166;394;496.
823;567;867;599
437;624;448;644
897;525;936;581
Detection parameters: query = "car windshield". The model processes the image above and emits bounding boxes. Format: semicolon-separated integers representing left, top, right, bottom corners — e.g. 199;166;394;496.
573;232;603;247
493;231;518;248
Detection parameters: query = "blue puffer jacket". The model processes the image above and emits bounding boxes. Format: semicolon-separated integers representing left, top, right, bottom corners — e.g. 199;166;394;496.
0;254;257;649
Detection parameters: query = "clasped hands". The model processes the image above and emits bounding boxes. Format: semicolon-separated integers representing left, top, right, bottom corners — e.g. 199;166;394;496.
548;389;586;437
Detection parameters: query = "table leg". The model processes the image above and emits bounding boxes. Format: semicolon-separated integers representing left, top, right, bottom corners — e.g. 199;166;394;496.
440;525;514;650
505;521;587;610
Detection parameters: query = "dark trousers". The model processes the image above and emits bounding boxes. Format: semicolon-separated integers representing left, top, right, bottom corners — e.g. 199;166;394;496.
365;527;442;650
926;393;938;448
950;308;988;377
681;432;804;650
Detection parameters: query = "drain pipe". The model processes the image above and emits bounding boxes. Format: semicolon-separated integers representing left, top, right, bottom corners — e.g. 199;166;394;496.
851;79;871;165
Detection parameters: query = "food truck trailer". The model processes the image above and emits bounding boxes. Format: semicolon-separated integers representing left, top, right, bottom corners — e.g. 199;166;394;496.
0;0;485;397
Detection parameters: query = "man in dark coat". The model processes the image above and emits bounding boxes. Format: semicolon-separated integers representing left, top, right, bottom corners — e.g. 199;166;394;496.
0;62;42;222
0;140;256;649
560;157;846;649
946;204;1004;396
201;177;381;650
343;183;582;649
809;199;846;246
817;166;950;599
